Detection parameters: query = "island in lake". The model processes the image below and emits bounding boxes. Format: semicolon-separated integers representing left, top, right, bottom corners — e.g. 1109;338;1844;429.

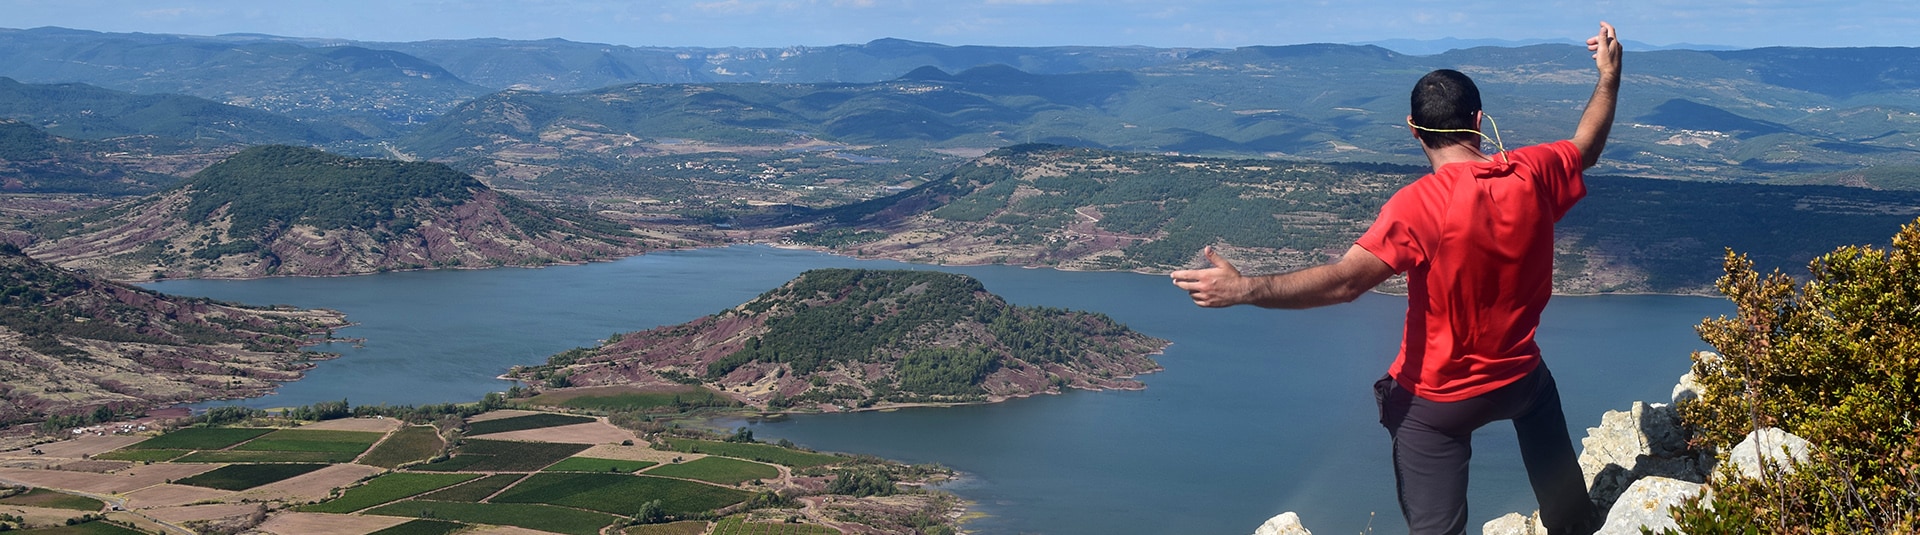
509;268;1171;412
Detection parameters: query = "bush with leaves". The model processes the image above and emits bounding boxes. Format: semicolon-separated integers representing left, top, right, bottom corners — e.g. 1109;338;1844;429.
1666;217;1920;533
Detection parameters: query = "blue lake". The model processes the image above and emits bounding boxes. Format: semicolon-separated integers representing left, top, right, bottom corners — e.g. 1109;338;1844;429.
145;245;1729;534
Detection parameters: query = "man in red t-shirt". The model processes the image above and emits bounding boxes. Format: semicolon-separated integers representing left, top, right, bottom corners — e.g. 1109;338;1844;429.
1171;22;1623;535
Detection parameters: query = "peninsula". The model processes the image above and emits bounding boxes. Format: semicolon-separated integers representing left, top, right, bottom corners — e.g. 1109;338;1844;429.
510;268;1170;411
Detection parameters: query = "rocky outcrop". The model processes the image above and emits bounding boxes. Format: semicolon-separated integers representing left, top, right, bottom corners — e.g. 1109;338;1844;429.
1594;476;1704;535
1727;427;1811;480
1251;512;1313;535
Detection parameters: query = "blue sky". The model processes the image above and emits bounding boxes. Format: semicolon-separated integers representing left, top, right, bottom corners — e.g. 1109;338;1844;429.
4;0;1914;49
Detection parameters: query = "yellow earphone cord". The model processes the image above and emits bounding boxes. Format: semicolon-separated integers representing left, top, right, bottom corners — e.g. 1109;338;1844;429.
1406;111;1510;164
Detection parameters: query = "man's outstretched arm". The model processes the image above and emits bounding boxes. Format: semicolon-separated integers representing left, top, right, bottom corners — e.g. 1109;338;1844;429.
1171;245;1395;309
1571;21;1623;169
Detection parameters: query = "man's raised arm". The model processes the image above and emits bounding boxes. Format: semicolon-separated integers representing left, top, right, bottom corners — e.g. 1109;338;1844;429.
1571;21;1623;170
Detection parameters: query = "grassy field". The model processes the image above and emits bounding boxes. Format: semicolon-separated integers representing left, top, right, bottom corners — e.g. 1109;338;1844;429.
359;426;442;468
645;457;778;485
661;439;841;468
529;386;720;412
91;449;188;462
297;472;480;514
364;500;617;535
414;439;589;472
174;450;344;463
122;427;273;450
543;456;657;473
623;521;713;535
0;488;104;511
491;473;749;516
711;516;839;535
236;429;383;454
365;519;468;535
463;413;594;436
12;520;148;534
174;463;329;491
416;473;523;502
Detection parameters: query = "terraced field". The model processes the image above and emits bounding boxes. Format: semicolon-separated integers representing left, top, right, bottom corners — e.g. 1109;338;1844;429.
298;472;480;513
491;472;751;516
174;463;329;491
359;426;443;468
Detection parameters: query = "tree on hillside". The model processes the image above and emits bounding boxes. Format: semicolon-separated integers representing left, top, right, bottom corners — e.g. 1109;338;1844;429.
1668;217;1920;533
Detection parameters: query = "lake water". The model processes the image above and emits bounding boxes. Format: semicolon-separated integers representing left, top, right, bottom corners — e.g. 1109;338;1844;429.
145;245;1729;534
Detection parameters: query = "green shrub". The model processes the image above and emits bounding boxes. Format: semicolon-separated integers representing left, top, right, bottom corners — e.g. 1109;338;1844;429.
1668;217;1920;533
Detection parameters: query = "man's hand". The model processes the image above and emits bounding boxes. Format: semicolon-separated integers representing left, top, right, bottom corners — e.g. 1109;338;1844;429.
1588;21;1622;76
1170;247;1248;308
1573;21;1622;169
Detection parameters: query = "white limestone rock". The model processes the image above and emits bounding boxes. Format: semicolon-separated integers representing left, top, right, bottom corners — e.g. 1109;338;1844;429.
1251;512;1312;535
1595;476;1704;535
1670;370;1702;405
1727;427;1812;480
1481;511;1544;535
1579;399;1706;511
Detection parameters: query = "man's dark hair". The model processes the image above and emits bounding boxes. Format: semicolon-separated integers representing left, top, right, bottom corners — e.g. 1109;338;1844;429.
1410;69;1483;149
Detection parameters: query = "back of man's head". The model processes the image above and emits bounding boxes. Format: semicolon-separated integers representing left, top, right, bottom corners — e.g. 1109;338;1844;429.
1410;69;1483;150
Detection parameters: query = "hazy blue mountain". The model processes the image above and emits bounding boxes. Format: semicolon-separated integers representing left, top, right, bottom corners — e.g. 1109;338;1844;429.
0;77;356;145
0;26;487;128
1360;37;1738;55
403;43;1920;183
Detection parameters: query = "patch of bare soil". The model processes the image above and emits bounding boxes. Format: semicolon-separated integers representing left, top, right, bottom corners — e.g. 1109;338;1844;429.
464;409;544;423
229;463;381;504
256;512;410;535
470;420;635;445
0;463;217;494
0;504;95;527
121;483;231;509
576;444;703;464
47;460;132;473
143;502;259;524
0;435;145;459
299;418;402;433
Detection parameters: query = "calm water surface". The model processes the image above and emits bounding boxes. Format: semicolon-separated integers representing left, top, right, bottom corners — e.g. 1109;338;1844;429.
145;245;1728;534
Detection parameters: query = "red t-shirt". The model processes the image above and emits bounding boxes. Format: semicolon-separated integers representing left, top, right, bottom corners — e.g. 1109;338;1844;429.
1355;140;1586;402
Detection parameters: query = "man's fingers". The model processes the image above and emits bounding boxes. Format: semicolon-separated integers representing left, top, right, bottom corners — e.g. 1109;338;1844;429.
1203;246;1234;271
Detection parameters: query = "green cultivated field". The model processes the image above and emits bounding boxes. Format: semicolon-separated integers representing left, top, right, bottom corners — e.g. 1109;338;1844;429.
416;473;524;502
366;519;468;535
123;427;272;450
92;449;188;462
530;387;722;412
414;439;588;472
623;521;712;535
0;488;104;511
464;413;594;436
365;519;468;535
712;516;839;535
298;472;480;514
662;439;841;468
237;429;382;455
359;426;442;468
365;500;617;535
175;463;329;491
175;450;342;463
492;472;749;516
646;457;778;485
543;456;657;473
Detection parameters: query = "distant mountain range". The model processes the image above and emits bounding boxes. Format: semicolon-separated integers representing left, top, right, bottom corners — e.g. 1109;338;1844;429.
2;26;1918;183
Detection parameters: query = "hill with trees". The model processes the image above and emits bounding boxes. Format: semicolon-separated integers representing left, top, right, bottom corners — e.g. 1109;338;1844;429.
22;145;664;280
0;119;188;195
510;268;1169;410
794;144;1920;294
0;244;347;428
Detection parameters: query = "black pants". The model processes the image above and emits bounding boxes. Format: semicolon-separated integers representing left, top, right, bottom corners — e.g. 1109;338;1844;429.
1374;364;1597;535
